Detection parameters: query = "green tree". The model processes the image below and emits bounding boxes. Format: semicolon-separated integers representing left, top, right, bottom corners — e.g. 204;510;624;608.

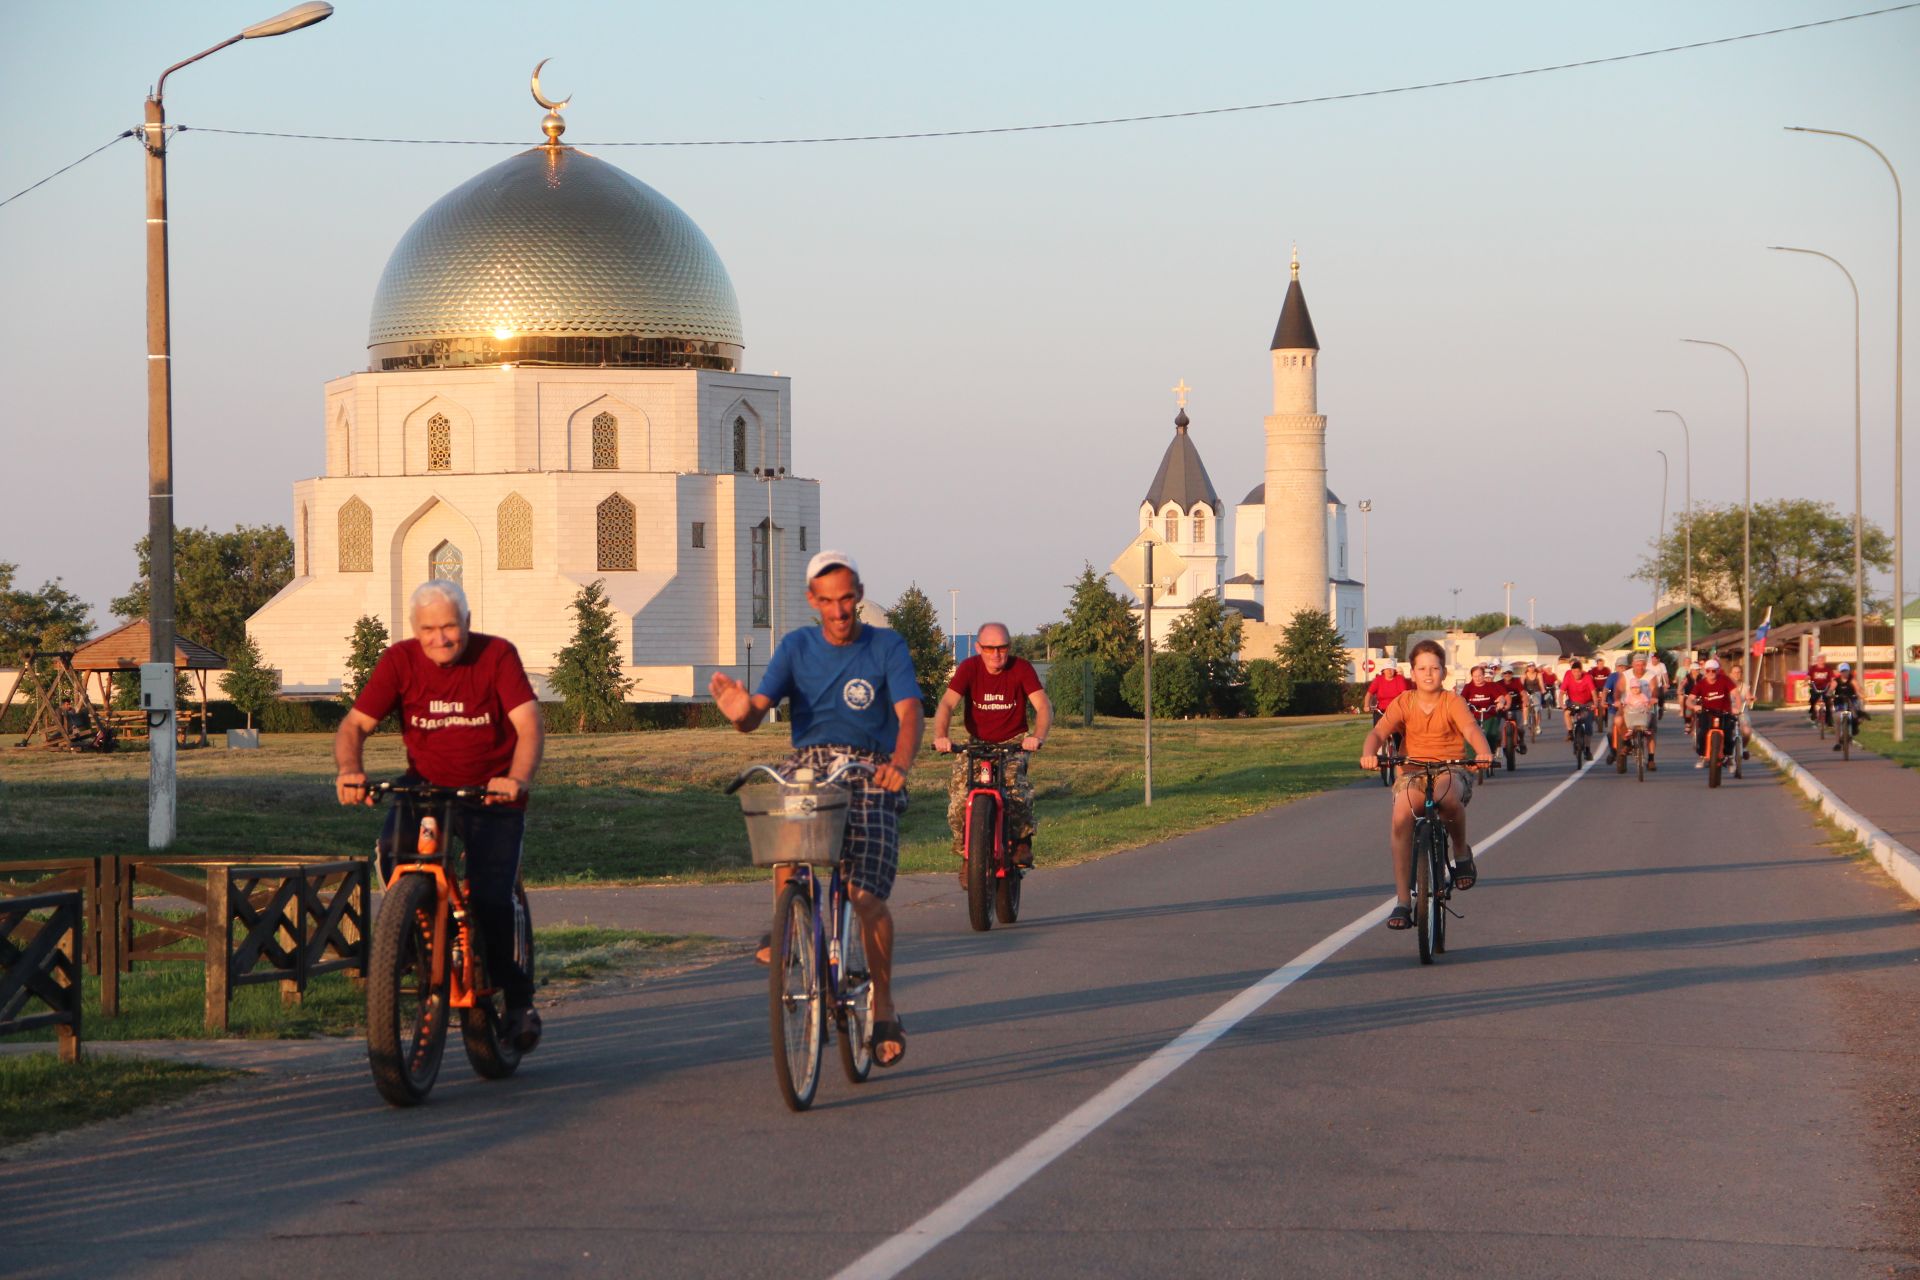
1054;563;1140;668
1273;607;1349;713
0;562;92;666
550;579;636;731
1010;624;1054;662
1165;594;1245;716
1244;658;1287;716
1046;655;1123;720
1461;612;1509;635
1634;498;1891;628
112;524;294;658
1120;652;1201;719
342;614;389;707
885;583;952;713
218;632;279;731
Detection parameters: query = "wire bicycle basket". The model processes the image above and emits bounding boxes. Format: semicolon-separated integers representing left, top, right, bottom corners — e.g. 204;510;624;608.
735;777;852;866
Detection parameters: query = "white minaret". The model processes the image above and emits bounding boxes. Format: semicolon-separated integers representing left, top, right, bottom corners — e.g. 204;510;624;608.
1262;248;1327;628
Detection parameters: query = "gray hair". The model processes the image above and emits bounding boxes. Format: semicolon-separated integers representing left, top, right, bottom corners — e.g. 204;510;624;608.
410;579;470;624
977;621;1011;644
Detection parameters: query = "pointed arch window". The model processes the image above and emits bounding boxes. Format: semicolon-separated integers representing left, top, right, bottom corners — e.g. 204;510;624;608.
429;540;463;584
498;493;533;570
338;497;372;572
733;416;748;472
1192;508;1207;544
591;411;618;470
427;413;452;472
597;493;636;571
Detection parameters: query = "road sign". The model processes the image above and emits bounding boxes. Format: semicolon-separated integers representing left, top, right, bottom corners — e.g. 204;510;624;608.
1108;531;1189;598
1633;626;1655;651
1363;659;1375;673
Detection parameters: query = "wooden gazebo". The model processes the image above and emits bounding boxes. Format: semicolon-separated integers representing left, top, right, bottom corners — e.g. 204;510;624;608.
69;620;226;746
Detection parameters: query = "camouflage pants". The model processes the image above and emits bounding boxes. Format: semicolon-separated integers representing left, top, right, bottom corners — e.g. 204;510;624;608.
947;753;1035;854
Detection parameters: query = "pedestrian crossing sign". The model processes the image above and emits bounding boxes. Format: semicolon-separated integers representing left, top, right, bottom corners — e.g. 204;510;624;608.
1633;626;1655;651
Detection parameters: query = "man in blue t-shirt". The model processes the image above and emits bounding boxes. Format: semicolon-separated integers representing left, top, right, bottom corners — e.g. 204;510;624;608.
709;550;924;1069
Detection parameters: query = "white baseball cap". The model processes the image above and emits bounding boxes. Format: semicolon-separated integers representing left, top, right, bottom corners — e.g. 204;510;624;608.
805;549;860;582
1704;658;1721;670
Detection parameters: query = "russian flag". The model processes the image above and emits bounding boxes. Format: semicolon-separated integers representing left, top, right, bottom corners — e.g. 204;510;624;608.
1751;606;1772;656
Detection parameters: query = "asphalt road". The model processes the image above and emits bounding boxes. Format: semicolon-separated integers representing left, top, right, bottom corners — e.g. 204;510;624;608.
9;717;1920;1279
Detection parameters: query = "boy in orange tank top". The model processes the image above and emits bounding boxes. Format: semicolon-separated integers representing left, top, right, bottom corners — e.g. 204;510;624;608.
1360;639;1496;930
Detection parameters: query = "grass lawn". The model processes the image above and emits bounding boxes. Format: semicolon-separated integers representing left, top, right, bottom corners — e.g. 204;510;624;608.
1851;717;1920;770
0;716;1367;884
0;1054;234;1148
5;926;725;1043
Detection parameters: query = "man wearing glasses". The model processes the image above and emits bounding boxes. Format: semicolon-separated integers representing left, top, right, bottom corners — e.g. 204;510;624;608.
931;621;1051;868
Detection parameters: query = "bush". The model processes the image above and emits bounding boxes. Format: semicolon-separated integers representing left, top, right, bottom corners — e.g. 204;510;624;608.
1120;652;1202;719
1046;657;1125;720
1283;681;1348;716
260;698;349;734
1245;659;1288;716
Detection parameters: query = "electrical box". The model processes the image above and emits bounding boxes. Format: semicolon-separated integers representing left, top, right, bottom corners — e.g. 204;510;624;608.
140;662;176;711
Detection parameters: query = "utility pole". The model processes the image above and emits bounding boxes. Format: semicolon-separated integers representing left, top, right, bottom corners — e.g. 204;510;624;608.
1502;581;1515;629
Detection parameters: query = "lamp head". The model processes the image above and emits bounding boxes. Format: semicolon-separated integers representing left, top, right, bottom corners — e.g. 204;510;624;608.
242;2;333;38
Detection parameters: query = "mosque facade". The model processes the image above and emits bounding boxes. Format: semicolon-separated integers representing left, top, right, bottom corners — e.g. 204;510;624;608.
249;106;816;699
1132;256;1362;656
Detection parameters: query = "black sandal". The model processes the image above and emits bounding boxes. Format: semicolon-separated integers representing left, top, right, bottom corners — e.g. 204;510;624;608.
871;1017;907;1068
1452;852;1479;891
1385;905;1414;930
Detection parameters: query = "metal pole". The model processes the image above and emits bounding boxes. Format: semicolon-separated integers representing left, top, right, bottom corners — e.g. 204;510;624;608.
1143;545;1154;808
1502;581;1514;629
1682;340;1752;693
1656;410;1693;657
1358;500;1372;659
1450;587;1461;630
745;636;753;698
1527;596;1536;629
949;588;959;660
1655;449;1669;617
1768;246;1863;672
1790;126;1903;737
143;93;178;850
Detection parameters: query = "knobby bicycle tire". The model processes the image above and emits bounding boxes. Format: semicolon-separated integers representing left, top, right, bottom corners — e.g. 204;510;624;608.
460;881;532;1081
965;793;997;933
770;881;823;1112
835;891;873;1085
995;862;1023;925
366;872;449;1107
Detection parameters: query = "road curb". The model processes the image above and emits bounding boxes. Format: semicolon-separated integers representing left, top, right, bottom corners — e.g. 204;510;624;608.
1750;731;1920;905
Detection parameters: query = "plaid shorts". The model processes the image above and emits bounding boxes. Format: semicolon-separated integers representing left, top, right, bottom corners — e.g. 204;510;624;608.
781;745;909;901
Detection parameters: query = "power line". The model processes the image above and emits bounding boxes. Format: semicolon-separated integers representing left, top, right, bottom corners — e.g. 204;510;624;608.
0;131;135;209
177;3;1918;149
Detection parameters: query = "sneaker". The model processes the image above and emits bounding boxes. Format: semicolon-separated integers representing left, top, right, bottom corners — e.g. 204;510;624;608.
1695;759;1705;769
1648;759;1657;771
504;1007;543;1053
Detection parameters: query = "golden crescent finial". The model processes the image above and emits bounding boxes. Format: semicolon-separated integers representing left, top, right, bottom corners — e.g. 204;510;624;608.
531;58;572;112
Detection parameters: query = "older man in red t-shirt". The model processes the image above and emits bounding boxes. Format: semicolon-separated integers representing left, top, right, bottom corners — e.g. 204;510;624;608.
932;621;1051;867
334;579;547;1050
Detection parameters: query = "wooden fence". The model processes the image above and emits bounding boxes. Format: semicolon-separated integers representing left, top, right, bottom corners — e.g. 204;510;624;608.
0;891;83;1061
0;855;368;1034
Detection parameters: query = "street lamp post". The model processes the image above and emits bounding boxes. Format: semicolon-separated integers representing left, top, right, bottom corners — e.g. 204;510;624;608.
1682;339;1753;693
1788;126;1904;738
1654;410;1693;658
1655;449;1669;617
1357;500;1372;657
142;2;332;850
1769;245;1864;673
949;588;959;660
1502;581;1515;629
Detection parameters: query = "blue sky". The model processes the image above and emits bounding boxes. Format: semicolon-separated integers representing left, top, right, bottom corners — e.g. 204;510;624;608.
2;1;1915;638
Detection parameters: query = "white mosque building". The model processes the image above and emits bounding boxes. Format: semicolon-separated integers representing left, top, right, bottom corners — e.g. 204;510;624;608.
249;100;817;699
1132;253;1362;654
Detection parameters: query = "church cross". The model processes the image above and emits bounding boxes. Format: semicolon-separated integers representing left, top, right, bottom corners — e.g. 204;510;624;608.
1170;378;1191;408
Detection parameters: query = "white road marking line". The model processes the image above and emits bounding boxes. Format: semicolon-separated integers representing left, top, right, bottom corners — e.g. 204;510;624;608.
833;753;1599;1280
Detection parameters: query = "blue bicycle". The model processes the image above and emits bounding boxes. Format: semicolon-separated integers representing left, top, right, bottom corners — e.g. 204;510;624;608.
728;759;875;1112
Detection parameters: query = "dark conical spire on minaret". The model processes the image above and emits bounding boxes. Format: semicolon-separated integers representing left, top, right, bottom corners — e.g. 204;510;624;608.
1269;246;1319;351
1144;402;1221;513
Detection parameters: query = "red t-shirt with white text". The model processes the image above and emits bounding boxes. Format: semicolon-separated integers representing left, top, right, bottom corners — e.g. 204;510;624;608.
1809;663;1833;691
353;634;537;800
1461;681;1503;717
1692;673;1737;713
948;655;1044;743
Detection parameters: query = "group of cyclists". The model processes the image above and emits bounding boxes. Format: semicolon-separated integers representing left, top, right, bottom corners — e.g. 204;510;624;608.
337;551;1053;1075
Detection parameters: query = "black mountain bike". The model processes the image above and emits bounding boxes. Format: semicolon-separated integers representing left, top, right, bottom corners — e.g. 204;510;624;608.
1380;759;1484;965
1834;697;1858;760
1569;705;1596;768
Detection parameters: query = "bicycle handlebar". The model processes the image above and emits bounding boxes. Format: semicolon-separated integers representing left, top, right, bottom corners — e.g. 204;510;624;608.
724;758;876;795
934;740;1029;756
345;779;502;803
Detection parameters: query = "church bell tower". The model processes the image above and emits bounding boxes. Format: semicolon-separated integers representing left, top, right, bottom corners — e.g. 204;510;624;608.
1261;248;1327;627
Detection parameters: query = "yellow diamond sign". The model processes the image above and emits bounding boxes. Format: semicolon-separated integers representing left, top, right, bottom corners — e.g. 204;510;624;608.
1109;530;1189;599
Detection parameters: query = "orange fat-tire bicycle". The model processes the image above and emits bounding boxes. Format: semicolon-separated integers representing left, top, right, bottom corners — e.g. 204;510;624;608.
359;781;533;1107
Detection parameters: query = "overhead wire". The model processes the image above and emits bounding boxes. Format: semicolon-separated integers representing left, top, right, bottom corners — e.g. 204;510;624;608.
0;130;136;209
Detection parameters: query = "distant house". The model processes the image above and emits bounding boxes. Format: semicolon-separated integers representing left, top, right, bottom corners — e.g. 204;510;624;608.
1595;604;1716;657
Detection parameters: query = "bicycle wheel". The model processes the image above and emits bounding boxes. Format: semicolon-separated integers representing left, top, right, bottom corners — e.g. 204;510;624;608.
366;872;449;1107
1842;721;1852;761
965;794;995;933
770;880;823;1112
1636;735;1646;782
995;864;1023;924
1707;728;1722;788
835;891;873;1085
1433;836;1450;956
1414;824;1437;966
461;882;531;1081
1503;725;1516;772
1818;705;1829;738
